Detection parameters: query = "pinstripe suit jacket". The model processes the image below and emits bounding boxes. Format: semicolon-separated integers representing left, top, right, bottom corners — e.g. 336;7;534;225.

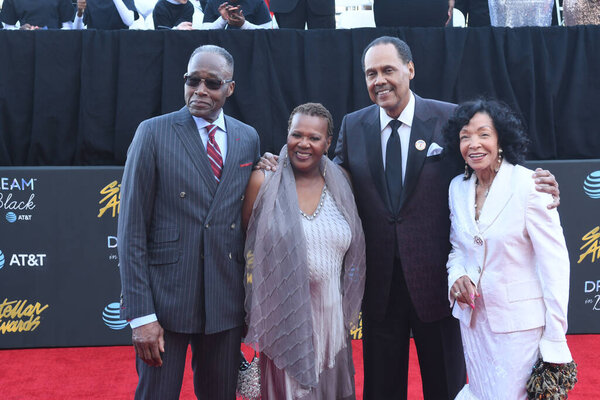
118;107;260;334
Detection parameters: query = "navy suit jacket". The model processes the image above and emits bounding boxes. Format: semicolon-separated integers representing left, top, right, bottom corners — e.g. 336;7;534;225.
119;107;260;334
334;95;461;322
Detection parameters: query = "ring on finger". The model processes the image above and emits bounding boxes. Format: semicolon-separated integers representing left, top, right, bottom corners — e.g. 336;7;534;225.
454;291;461;297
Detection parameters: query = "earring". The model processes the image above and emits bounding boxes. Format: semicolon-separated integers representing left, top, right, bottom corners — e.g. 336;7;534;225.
464;162;469;178
323;162;328;178
495;149;503;172
283;153;288;168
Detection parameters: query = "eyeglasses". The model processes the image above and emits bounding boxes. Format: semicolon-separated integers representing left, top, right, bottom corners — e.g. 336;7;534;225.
183;74;234;90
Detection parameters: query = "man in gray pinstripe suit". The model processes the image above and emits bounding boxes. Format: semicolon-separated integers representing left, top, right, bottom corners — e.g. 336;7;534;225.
118;45;261;399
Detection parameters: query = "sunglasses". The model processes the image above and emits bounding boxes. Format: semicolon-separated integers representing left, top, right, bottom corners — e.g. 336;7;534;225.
184;74;234;90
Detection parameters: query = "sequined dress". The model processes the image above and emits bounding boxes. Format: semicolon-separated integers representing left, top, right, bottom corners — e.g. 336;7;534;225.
564;0;600;25
259;189;356;400
488;0;554;26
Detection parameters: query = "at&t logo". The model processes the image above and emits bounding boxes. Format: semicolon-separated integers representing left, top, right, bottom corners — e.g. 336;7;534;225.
584;170;600;199
0;252;47;268
102;302;128;330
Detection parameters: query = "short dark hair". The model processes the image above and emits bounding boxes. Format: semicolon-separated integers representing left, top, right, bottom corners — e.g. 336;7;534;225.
288;103;334;137
361;36;413;71
442;99;530;179
189;45;234;75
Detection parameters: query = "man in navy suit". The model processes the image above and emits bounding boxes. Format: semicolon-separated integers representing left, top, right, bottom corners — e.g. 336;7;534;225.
334;36;466;400
119;45;260;399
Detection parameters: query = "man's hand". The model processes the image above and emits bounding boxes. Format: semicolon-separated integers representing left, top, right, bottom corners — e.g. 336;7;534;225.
218;2;230;21
77;0;87;17
533;168;560;209
227;6;245;27
132;321;165;367
253;152;279;171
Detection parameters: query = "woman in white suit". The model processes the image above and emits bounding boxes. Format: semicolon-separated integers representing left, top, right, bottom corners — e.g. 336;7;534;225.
442;99;573;399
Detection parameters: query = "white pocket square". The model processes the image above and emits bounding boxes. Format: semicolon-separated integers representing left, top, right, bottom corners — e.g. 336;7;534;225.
427;142;443;156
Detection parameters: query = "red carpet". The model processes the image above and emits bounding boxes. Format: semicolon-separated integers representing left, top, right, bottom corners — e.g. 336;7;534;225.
0;335;596;399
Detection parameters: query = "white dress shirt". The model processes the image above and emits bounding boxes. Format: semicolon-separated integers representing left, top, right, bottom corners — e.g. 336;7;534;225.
379;91;415;183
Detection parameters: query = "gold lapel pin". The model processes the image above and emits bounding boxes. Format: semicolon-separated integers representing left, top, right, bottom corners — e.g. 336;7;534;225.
415;140;426;151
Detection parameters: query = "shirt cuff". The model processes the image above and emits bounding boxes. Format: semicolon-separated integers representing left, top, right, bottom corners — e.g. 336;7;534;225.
73;15;85;30
539;336;573;364
130;313;158;329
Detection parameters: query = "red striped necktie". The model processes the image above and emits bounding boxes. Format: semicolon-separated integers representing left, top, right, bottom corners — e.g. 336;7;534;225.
205;124;223;182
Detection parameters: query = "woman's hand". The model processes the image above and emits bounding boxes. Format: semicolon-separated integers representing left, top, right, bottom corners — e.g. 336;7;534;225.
451;275;479;309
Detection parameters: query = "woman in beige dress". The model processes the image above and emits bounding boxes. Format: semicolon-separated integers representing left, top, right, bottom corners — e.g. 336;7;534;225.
242;103;366;400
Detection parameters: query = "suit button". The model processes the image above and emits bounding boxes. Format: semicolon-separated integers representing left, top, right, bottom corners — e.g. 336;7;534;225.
180;192;186;198
228;252;232;259
230;223;236;229
204;223;210;229
201;253;204;259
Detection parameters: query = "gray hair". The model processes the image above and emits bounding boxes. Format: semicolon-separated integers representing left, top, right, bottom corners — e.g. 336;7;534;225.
189;45;234;75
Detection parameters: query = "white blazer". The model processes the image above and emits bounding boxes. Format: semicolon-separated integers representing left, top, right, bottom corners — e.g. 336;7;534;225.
446;160;572;363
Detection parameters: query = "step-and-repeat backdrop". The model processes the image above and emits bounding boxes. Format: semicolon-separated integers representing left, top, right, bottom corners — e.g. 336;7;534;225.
0;162;598;348
0;167;127;348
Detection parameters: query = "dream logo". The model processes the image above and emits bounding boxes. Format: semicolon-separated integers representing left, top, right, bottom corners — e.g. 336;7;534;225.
584;171;600;199
0;250;5;270
102;302;128;330
584;280;600;311
0;177;36;222
107;236;118;249
0;178;36;191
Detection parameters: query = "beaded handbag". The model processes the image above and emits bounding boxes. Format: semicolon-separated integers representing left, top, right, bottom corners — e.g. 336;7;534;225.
236;350;260;400
526;358;578;400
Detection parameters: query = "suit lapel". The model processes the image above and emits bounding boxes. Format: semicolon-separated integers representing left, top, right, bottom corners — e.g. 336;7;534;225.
476;160;514;231
208;116;242;210
399;98;435;210
218;116;240;186
173;108;218;195
362;107;393;211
